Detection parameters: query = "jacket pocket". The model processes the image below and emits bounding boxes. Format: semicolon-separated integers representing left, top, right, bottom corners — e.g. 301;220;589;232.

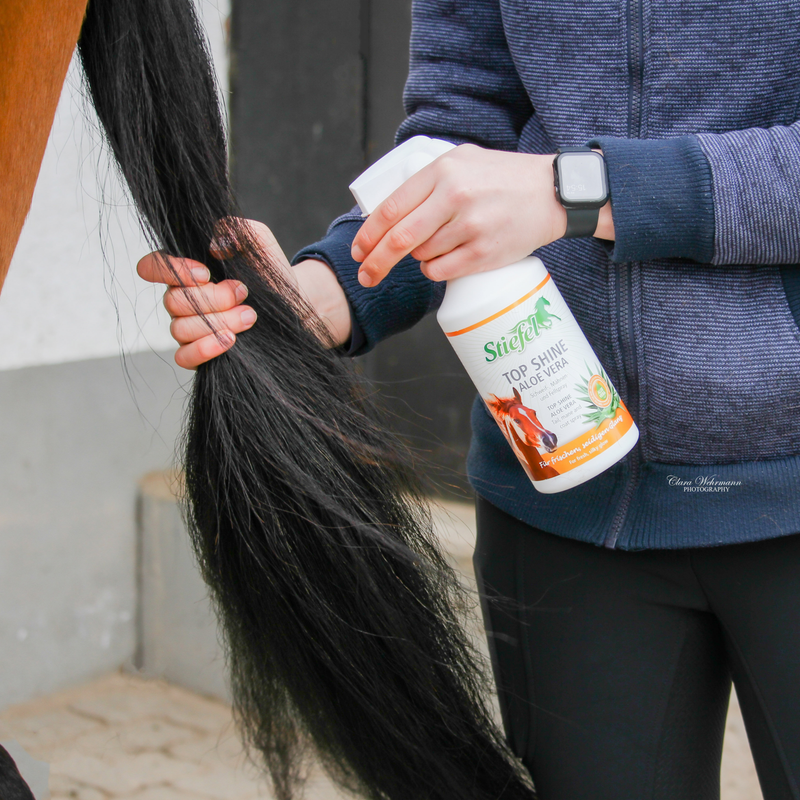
639;262;800;464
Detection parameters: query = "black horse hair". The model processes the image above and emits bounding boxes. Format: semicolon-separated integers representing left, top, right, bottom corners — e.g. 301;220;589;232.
77;0;537;798
0;746;36;800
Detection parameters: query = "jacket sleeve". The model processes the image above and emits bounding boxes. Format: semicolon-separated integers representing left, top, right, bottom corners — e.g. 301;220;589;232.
697;122;800;265
591;120;800;266
292;0;533;356
396;0;533;149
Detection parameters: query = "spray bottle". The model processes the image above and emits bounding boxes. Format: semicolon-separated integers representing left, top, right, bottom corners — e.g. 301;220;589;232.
350;136;638;493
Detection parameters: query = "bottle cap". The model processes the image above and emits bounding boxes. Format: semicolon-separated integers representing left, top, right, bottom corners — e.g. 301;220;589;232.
349;136;456;216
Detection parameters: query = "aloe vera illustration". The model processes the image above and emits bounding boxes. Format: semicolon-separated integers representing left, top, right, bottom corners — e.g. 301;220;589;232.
575;363;620;427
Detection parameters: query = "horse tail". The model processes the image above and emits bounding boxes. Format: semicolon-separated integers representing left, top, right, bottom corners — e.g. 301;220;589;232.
77;1;535;799
0;745;35;800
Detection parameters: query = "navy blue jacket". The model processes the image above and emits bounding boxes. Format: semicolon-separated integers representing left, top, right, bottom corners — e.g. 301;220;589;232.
295;0;800;549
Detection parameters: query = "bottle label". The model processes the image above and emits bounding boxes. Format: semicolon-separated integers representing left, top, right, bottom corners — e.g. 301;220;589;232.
443;273;635;483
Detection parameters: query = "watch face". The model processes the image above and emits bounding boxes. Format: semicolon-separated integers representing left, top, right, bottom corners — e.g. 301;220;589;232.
557;152;608;204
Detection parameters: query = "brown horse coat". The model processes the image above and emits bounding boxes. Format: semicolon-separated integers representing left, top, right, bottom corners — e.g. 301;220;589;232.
0;0;89;292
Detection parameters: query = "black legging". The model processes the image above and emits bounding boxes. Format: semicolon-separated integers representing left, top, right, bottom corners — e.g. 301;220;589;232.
473;496;800;800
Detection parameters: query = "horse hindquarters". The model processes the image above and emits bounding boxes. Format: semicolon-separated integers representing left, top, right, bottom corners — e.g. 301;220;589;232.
0;0;89;293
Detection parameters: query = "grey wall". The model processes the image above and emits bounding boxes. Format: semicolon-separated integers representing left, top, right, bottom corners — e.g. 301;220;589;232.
0;351;185;711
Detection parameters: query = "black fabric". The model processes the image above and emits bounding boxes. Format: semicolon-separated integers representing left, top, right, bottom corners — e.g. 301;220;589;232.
474;496;800;800
780;265;800;334
563;207;599;238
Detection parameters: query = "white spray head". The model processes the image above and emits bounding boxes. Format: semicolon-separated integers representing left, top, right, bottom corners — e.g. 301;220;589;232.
349;136;457;216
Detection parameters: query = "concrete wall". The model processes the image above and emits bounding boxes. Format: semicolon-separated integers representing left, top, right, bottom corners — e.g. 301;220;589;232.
0;0;229;711
135;471;477;702
0;352;186;709
136;472;229;701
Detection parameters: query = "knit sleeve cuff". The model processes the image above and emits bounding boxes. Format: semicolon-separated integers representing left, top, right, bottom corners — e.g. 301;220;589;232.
588;135;715;264
292;219;444;356
696;123;800;265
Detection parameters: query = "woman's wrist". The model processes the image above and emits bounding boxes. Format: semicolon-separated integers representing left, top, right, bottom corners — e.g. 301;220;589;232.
293;258;352;347
529;153;568;244
542;149;615;243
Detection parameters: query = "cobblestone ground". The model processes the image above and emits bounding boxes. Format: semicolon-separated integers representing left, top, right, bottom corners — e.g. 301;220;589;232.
0;671;764;800
0;502;763;800
0;672;346;800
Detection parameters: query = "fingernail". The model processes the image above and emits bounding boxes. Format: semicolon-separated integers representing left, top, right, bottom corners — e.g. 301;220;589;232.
191;266;210;283
234;282;249;302
241;308;257;326
358;270;373;288
219;331;235;347
214;235;234;251
351;244;364;262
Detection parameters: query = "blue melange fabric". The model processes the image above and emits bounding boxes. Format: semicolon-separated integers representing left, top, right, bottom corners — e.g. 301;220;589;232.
294;0;800;550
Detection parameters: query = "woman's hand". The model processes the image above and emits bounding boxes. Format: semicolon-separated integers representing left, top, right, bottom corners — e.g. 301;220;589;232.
351;144;612;287
137;220;351;370
136;251;253;370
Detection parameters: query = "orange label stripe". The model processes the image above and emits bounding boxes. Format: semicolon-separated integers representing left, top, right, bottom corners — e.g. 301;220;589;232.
444;273;552;337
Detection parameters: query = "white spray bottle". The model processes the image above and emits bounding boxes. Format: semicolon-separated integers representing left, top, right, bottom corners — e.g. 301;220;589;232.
350;137;638;493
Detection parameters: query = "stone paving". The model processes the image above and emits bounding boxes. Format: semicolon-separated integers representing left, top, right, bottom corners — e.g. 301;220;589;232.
0;657;765;800
0;672;346;800
0;500;764;800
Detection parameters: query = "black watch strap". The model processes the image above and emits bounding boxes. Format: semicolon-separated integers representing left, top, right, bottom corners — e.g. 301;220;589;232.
564;207;600;238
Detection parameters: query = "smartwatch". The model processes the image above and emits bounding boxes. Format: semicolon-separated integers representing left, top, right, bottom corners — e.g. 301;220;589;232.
552;146;610;238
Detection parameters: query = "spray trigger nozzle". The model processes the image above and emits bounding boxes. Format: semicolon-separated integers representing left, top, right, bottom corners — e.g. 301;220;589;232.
349;136;457;216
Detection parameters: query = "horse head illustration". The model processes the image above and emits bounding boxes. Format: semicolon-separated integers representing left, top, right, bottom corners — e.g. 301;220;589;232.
487;388;560;480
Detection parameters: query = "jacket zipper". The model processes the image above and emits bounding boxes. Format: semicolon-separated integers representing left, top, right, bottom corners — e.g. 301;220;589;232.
626;0;645;139
605;263;641;548
604;0;645;549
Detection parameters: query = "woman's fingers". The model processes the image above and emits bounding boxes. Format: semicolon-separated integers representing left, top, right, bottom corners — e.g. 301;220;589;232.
351;171;431;259
137;251;210;287
170;305;257;344
351;145;502;287
137;219;305;368
351;166;440;286
174;331;236;370
418;243;487;283
409;215;479;265
163;279;248;317
355;198;451;287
